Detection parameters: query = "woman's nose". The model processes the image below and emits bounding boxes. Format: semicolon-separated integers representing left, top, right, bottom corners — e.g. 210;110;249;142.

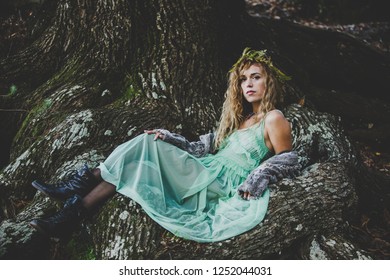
246;79;253;87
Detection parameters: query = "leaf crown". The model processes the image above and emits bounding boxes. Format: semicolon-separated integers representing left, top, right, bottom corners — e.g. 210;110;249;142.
230;48;291;82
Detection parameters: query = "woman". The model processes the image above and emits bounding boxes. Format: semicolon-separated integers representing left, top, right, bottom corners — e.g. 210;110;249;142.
30;48;300;242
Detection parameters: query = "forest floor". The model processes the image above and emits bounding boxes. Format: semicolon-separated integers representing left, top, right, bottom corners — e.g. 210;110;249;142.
1;2;389;259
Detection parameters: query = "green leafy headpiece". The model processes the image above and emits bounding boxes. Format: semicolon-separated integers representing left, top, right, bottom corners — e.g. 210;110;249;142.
230;48;291;82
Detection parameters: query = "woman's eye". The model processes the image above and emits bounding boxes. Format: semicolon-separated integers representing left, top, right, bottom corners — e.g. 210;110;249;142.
253;75;261;80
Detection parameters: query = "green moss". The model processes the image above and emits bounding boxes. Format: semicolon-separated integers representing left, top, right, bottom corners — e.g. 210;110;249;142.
50;56;83;85
15;98;52;139
123;74;143;100
65;234;96;260
108;74;143;109
8;84;17;95
124;84;139;100
13;98;70;156
16;56;82;141
38;98;53;114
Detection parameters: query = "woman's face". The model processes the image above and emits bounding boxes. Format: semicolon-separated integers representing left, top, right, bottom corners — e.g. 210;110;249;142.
240;64;266;110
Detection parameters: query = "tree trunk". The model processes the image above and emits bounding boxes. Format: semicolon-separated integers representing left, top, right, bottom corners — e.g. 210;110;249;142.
0;0;388;259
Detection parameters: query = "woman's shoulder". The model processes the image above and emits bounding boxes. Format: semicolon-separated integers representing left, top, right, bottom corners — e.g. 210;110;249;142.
263;109;292;153
263;109;290;135
264;109;286;124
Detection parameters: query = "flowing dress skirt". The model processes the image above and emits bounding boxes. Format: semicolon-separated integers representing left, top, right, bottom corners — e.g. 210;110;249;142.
98;133;269;242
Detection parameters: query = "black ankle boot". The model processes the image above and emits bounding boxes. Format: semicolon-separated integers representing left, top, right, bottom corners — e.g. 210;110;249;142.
29;194;85;238
32;164;100;201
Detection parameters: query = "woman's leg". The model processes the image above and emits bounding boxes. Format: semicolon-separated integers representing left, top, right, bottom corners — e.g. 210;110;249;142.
29;169;117;238
82;180;116;210
31;164;102;201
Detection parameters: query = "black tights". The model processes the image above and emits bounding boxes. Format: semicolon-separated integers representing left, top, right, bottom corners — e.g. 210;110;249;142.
82;168;116;210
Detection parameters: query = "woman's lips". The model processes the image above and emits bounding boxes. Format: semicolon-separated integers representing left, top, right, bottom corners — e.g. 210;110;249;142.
246;90;255;95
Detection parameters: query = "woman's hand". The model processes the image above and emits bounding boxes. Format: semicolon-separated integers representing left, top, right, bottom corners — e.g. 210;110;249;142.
238;182;258;200
144;130;165;141
240;191;255;200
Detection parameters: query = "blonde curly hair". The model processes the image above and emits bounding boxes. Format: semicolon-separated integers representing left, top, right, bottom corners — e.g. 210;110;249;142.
214;49;289;149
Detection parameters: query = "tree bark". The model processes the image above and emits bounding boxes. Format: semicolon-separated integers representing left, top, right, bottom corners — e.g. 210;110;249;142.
0;0;388;259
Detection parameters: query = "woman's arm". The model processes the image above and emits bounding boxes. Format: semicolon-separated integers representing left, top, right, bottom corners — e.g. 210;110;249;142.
264;110;292;154
238;151;301;200
145;129;215;157
239;110;298;200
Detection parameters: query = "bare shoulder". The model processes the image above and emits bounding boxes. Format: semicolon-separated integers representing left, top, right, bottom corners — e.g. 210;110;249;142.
265;110;289;127
264;110;292;153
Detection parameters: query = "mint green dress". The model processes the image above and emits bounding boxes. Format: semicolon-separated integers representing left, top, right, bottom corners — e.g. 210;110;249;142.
98;121;272;242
